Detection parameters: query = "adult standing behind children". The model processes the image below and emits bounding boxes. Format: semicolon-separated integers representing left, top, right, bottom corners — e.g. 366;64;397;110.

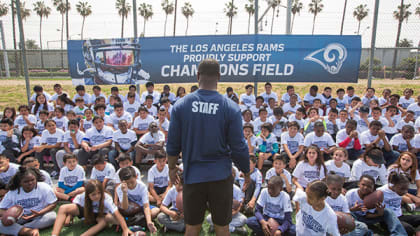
166;59;251;236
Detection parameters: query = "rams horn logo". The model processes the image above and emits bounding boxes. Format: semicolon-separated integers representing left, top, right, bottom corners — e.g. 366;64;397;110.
304;43;347;74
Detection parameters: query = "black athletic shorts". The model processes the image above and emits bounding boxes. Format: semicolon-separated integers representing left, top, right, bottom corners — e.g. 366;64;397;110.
183;175;233;226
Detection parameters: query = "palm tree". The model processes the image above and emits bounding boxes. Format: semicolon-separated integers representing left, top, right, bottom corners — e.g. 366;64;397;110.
339;0;347;35
181;2;194;36
53;0;70;68
138;3;153;36
0;2;8;17
353;4;368;35
291;0;303;33
308;0;323;35
11;1;30;76
416;3;420;17
391;1;411;79
33;1;51;69
244;0;255;34
161;0;174;36
224;1;237;35
76;1;91;40
267;0;281;34
115;0;131;38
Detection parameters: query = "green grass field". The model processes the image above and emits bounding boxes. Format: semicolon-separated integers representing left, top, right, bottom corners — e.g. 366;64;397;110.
1;77;419;111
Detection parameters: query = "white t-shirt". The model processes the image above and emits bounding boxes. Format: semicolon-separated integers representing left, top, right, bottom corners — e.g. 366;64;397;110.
387;167;420;181
416;118;420;131
0;163;19;185
378;184;402;217
0;182;57;215
257;188;292;219
14;115;37;132
156;118;170;132
390;133;415;152
361;95;378;106
140;91;161;104
343;94;359;104
352;115;369;133
63;130;85;149
303;132;335;150
0;131;19;152
399;97;415;109
382;116;400;134
282;103;302;115
292;161;326;188
74;192;117;214
73;93;91;104
21;136;41;151
335;129;356;149
269;115;288;138
288;114;304;130
89;93;108;104
53;116;69;131
325;160;351;179
326;194;350;213
255;134;278;153
360;130;387;149
115;166;141;184
32;103;54;118
113;129;137;151
139;131;165;145
116;180;149;206
40;129;65;145
240;93;256;107
336;119;348;130
162;186;181;210
280;132;304;154
73;106;88;116
147;164;169;188
124;101;141;116
345;188;375;217
91;162;116;182
35;120;46;134
293;189;340;236
40;169;53;186
252;117;270;133
265;168;292;189
303;93;324;105
395;119;414;131
81;118;93;131
145;105;158;117
83;126;113;146
30;92;51;102
281;93;302;103
249;105;262;119
110;112;133;129
368;117;389;130
108;94;126;104
260;92;278;104
58;164;86;187
407;103;420;119
233;184;244;202
133;115;155;131
350;159;387;184
336;97;348;110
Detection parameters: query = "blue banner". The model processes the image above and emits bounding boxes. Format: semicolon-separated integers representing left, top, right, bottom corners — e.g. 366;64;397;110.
68;35;361;85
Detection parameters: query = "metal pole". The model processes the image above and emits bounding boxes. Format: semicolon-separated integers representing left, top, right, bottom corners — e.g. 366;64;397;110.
286;0;291;34
254;0;258;97
133;0;138;38
0;21;10;78
340;0;347;35
367;0;379;88
65;0;69;41
414;42;419;79
173;0;177;36
15;0;30;104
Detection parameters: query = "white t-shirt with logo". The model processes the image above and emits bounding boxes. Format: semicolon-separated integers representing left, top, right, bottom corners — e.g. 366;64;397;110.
22;136;41;151
378;184;402;217
281;93;302;103
74;192;117;214
0;182;57;215
91;162;116;182
293;189;340;236
303;132;335;150
53;116;69;131
113;129;137;150
156;118;170;132
63;130;85;149
399;97;415;109
280;132;304;154
147;164;169;188
345;188;375;217
265;168;292;189
162;186;181;210
81;118;93;131
139;131;165;145
350;159;387;184
292;161;326;188
257;188;292;220
58;164;86;187
83;126;113;146
282;103;301;115
240;93;256;107
360;130;387;149
395;119;414;131
325;160;351;179
40;129;65;145
335;129;356;149
407;103;420;119
14;115;37;132
255;134;278;153
269;116;288;138
73;93;91;104
133;115;155;131
115;166;141;184
326;194;350;213
110;112;133;129
0;163;19;185
260;92;278;104
124;101;141;116
389;133;415;152
116;180;149;206
303;93;324;105
352;115;369;133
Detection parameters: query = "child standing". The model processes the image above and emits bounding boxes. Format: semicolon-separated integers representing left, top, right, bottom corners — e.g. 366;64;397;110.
247;176;295;236
292;145;326;190
293;180;340;236
0;167;57;236
55;153;85;201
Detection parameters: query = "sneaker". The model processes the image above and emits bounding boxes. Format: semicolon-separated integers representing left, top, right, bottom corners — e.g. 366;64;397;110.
234;226;249;236
406;203;416;212
50;170;58;178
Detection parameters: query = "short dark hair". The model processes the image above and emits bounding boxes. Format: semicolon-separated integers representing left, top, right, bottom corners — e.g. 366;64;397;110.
287;121;300;129
111;86;119;92
92;116;104;122
33;85;43;92
92;85;101;91
261;122;273;133
92;154;106;165
114;102;123;109
328;108;338;114
146;81;154;88
94;103;106;111
54;83;62;88
243;122;254;131
336;88;345;93
118;166;136;181
369;120;382;128
145;95;154;101
68;119;79;127
286;85;294;91
198;59;220;77
75;85;85;92
63;153;77;163
0;118;13;126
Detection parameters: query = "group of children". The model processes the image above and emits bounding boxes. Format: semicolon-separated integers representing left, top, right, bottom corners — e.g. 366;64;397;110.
0;81;419;235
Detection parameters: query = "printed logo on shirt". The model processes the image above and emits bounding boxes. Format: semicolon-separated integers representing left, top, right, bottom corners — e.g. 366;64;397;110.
265;202;282;215
0;135;6;142
46;137;58;145
243;98;251;104
362;170;379;181
191;101;219;115
17;197;41;210
126;108;136;113
398;143;408;152
64;176;79;185
0;175;12;184
84;123;92;130
91;135;105;143
154;176;168;186
128;193;143;205
96;175;105;182
303;171;319;180
17;118;27;125
287;141;299;154
138;123;149;130
117;138;131;144
329;205;343;212
313;141;328;149
385;198;401;209
302;210;324;233
357;120;368;128
56;121;63;128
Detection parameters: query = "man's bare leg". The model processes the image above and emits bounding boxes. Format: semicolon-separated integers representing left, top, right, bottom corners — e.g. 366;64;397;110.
185;224;202;236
